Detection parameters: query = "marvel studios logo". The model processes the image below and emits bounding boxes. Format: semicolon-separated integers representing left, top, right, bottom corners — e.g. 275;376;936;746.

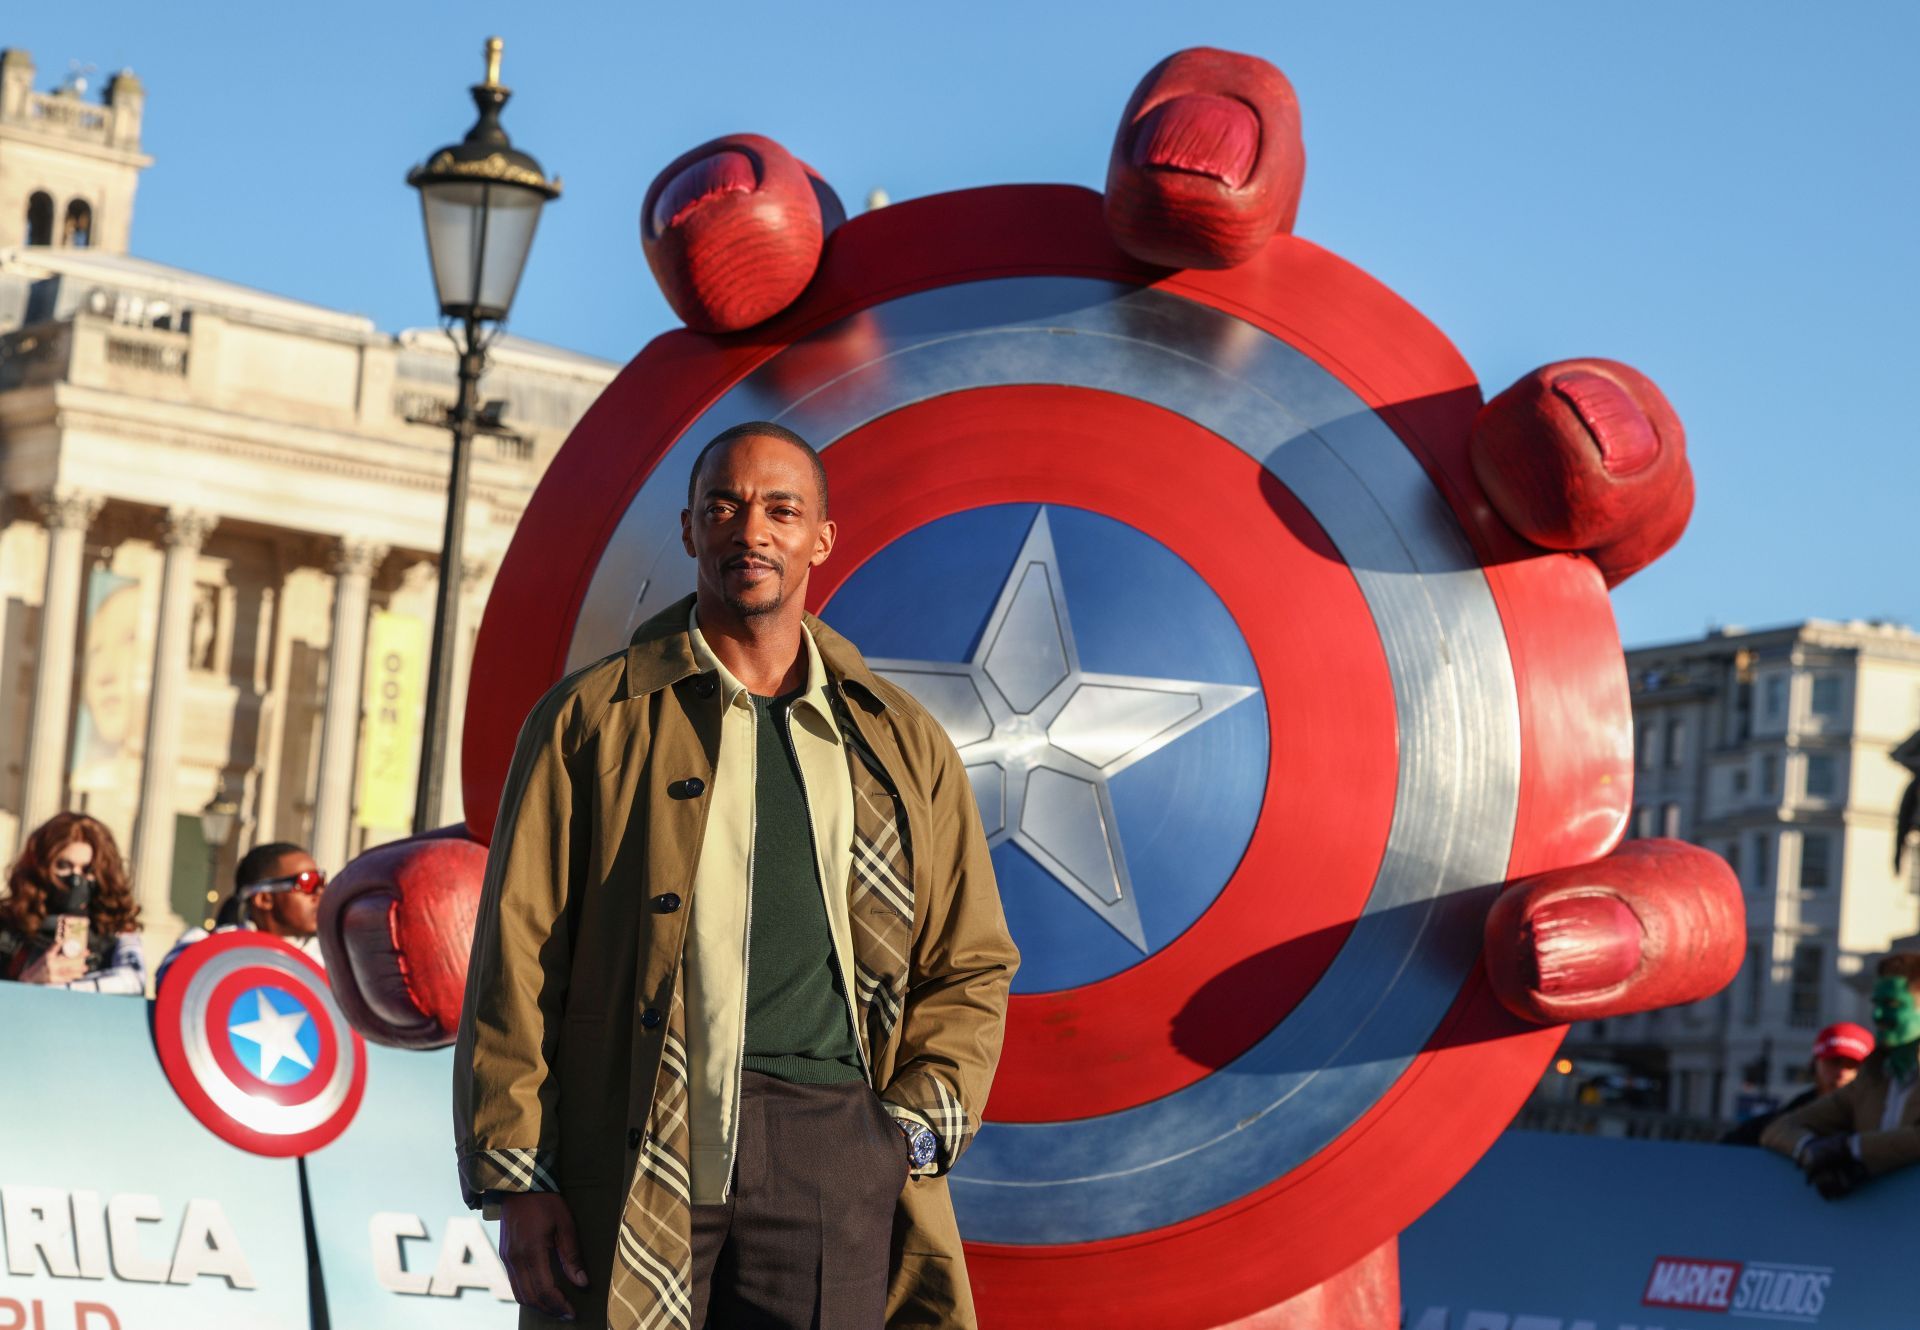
1643;1256;1833;1323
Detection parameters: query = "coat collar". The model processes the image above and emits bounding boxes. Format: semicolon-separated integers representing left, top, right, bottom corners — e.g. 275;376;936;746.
618;593;891;713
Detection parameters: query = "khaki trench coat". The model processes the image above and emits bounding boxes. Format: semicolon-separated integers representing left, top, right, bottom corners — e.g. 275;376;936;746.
454;596;1018;1329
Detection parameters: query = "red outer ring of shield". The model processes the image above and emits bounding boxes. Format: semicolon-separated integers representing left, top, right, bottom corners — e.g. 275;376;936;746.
808;386;1397;1122
204;965;340;1108
462;184;1628;1320
154;931;366;1158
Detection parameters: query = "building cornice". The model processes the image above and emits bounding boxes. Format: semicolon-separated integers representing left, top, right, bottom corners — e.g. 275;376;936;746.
29;386;536;519
0;121;151;170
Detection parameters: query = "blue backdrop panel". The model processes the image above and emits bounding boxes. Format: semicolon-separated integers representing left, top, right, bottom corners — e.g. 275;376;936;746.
1400;1131;1915;1330
303;1044;516;1328
0;984;309;1328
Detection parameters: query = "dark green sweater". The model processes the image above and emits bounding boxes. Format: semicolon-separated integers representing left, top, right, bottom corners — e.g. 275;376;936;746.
740;691;865;1085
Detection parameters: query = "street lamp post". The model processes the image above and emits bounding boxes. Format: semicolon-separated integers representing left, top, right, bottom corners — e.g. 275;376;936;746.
406;37;559;834
199;795;237;930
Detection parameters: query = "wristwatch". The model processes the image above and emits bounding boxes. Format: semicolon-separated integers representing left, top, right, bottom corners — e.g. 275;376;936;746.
894;1116;938;1170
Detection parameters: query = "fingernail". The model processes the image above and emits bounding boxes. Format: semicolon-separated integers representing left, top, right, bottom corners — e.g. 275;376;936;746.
1527;893;1641;996
1551;370;1659;477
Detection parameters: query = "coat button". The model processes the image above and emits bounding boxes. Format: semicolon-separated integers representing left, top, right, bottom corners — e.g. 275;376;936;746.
641;1008;662;1029
669;777;705;799
626;1127;642;1149
653;892;682;914
693;676;718;698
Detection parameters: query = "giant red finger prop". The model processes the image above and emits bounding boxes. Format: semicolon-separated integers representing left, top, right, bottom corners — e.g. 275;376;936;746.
1483;838;1744;1025
1471;358;1694;585
1104;47;1304;269
640;133;840;333
318;831;488;1049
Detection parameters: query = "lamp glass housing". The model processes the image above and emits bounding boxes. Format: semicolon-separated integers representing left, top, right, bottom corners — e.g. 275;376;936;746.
199;799;238;850
417;177;546;322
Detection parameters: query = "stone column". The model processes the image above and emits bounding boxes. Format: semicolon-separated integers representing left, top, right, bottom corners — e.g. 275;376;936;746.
309;538;386;870
130;508;216;931
17;491;104;847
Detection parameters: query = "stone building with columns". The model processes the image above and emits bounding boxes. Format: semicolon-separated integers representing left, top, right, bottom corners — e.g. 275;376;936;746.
0;48;616;967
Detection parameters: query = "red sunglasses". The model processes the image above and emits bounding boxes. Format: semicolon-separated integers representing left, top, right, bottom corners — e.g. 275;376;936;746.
240;869;327;898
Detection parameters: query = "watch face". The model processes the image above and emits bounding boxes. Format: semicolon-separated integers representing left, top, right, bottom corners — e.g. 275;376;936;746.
910;1129;938;1168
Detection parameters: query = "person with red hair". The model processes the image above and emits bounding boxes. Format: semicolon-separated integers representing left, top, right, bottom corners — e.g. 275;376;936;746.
0;811;146;994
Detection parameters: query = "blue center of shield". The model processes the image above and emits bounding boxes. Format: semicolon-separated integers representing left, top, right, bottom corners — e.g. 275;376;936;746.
227;984;321;1085
823;504;1266;991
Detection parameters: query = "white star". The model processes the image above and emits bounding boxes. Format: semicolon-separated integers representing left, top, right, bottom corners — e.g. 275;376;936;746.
870;508;1258;952
229;989;314;1080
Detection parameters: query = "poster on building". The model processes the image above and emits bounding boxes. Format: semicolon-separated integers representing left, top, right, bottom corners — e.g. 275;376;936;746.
67;568;144;793
355;611;426;831
0;985;310;1328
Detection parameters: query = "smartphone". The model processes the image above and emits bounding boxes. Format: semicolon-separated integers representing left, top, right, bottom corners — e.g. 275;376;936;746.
53;912;90;967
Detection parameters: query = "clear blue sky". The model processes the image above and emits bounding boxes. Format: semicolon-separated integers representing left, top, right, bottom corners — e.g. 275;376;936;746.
11;2;1915;647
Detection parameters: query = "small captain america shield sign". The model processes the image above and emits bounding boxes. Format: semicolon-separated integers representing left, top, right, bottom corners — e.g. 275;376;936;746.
463;187;1624;1321
155;931;366;1156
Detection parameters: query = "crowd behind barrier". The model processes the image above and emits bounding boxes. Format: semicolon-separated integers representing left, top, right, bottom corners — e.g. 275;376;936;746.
0;812;329;998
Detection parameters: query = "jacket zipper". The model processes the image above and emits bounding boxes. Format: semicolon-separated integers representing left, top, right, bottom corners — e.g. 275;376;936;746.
782;703;875;1086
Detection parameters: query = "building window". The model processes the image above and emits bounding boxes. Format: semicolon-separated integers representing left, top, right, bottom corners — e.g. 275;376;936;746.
1722;840;1741;881
1764;673;1789;721
1745;945;1765;1024
1665;717;1686;768
1761;752;1779;796
1800;832;1832;890
1662;802;1682;838
1634;806;1657;840
1805;753;1838;800
61;198;93;248
1731;766;1749;796
26;191;53;246
1753;832;1773;891
1810;675;1842;718
1636;722;1657;771
1789;943;1823;1028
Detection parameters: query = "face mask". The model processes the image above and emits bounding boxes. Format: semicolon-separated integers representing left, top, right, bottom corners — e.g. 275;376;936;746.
45;871;92;918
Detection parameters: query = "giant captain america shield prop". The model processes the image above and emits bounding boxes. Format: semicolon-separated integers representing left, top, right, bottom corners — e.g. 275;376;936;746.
464;186;1630;1324
154;931;366;1156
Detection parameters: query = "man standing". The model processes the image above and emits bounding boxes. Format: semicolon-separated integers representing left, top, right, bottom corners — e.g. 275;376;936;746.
1763;953;1920;1197
455;422;1017;1329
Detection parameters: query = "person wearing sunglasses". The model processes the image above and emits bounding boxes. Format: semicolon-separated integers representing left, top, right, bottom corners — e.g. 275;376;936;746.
162;841;327;978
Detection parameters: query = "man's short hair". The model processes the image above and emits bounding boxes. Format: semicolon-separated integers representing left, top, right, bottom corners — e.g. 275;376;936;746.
236;841;307;893
684;421;828;516
1877;952;1920;990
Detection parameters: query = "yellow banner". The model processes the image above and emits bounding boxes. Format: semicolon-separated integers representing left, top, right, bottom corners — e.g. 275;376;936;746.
355;611;426;830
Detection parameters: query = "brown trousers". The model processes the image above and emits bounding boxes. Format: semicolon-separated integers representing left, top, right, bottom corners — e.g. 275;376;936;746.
689;1071;909;1329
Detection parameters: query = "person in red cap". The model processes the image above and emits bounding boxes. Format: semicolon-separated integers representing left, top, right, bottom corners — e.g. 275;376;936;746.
1762;953;1920;1197
1721;1020;1874;1146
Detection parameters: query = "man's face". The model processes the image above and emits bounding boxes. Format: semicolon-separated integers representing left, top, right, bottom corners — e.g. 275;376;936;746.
247;850;323;939
1813;1054;1861;1096
1871;976;1920;1047
680;436;835;621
